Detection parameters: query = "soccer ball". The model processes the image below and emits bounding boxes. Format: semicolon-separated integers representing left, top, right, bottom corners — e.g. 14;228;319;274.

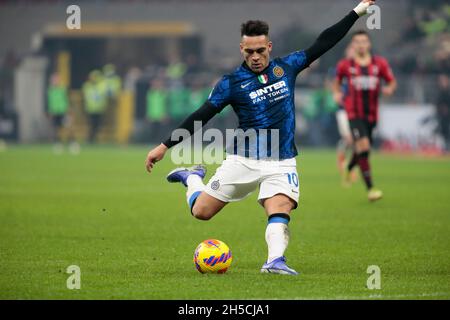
193;239;232;274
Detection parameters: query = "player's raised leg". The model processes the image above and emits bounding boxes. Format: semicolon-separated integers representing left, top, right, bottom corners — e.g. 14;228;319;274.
260;194;298;275
166;165;227;220
191;192;227;220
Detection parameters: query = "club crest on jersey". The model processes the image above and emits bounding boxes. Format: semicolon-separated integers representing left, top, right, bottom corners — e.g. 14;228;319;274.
258;74;269;84
273;66;284;78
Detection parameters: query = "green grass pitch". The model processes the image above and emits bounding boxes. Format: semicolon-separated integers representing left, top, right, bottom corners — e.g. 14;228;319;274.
0;145;449;299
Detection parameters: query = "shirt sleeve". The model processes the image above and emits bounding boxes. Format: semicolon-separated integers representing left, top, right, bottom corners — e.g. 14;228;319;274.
281;50;308;75
207;76;232;111
304;10;359;66
379;58;395;83
162;101;219;148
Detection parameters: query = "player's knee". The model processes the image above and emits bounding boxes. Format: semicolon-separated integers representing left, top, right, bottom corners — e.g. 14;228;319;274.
277;202;295;213
193;211;213;221
264;195;296;214
271;201;292;213
192;203;214;221
356;140;370;153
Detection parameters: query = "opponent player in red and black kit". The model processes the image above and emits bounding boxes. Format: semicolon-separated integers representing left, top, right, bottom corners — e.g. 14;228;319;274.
333;30;397;201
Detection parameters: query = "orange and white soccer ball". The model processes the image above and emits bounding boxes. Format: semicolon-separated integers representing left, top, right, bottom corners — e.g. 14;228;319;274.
193;239;232;274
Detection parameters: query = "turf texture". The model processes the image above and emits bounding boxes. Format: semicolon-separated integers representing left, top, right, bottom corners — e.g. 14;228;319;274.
0;145;449;299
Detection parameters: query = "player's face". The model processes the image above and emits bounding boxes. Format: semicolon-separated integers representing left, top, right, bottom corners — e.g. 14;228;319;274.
345;43;355;59
352;34;371;57
240;35;272;73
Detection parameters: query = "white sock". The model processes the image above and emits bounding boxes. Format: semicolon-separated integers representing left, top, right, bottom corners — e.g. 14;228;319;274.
186;174;205;208
265;222;290;263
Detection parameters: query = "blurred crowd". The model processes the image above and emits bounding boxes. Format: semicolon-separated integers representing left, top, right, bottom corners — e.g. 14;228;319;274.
44;59;236;150
381;2;450;151
45;64;122;152
393;2;450;75
129;59;234;144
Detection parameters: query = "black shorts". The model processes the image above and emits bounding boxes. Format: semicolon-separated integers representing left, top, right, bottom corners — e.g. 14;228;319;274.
52;115;65;128
349;119;376;143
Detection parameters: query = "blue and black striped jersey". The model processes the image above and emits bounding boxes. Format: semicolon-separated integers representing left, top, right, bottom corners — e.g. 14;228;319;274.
208;51;308;160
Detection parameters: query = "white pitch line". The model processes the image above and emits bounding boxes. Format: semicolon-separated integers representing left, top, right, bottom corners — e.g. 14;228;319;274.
249;292;450;300
300;292;450;300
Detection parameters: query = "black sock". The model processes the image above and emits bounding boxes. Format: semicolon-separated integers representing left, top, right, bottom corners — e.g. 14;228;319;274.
357;151;373;190
347;152;359;171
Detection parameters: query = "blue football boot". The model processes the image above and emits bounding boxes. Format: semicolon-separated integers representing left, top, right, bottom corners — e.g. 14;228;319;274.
260;256;299;275
166;165;207;187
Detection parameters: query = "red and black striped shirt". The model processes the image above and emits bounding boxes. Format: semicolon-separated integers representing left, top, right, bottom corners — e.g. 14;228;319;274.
336;55;395;123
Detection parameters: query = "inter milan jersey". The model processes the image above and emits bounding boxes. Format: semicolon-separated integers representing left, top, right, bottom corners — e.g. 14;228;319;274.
336;56;395;123
207;51;308;160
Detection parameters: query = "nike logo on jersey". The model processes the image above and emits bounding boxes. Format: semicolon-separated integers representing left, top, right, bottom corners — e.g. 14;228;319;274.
241;82;252;89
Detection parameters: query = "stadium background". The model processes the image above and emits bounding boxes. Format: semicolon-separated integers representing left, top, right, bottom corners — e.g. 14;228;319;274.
0;0;449;151
0;0;449;300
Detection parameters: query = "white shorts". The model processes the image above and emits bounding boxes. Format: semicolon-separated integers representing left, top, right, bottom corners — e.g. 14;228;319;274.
336;109;351;139
204;154;300;208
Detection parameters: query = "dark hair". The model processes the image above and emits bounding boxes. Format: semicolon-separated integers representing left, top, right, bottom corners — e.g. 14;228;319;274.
241;20;269;37
351;30;370;39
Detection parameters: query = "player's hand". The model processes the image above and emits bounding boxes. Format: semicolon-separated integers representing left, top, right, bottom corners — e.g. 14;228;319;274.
333;91;344;105
145;143;168;173
353;0;376;17
382;86;395;97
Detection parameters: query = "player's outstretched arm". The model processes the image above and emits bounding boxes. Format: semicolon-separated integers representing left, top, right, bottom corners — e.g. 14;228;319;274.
145;101;219;173
304;0;375;65
332;77;344;105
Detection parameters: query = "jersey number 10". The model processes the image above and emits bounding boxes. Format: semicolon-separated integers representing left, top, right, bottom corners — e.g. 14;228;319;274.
286;173;299;187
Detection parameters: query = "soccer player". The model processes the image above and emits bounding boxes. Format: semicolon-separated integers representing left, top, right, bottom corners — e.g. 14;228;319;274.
333;30;397;201
146;0;376;275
